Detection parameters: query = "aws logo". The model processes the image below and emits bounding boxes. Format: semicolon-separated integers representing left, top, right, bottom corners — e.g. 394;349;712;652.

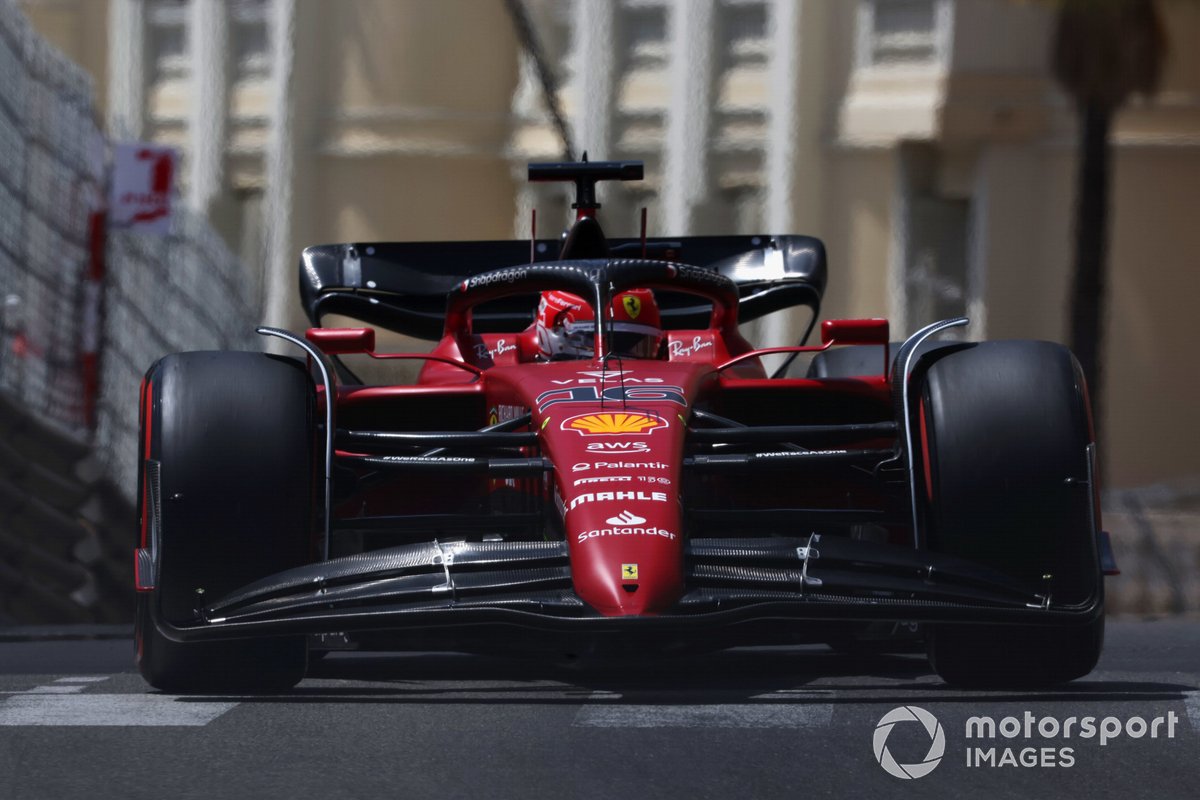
586;441;650;453
563;413;666;436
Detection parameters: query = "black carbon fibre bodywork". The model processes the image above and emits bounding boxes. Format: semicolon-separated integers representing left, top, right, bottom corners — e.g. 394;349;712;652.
299;235;825;339
146;535;1101;648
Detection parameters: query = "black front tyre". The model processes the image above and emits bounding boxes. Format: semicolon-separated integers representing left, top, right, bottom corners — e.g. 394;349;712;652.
916;341;1104;688
136;351;314;693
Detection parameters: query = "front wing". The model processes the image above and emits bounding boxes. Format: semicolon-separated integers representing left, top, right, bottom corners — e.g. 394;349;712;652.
146;535;1103;645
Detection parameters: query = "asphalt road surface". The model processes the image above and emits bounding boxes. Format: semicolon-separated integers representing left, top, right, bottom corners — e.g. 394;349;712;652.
0;620;1197;799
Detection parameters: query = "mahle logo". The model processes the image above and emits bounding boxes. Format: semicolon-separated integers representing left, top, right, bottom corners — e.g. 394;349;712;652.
873;706;946;780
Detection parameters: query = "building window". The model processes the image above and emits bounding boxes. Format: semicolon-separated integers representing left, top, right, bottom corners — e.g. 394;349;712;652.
858;0;950;68
714;2;768;147
622;1;668;71
895;145;971;333
904;195;970;331
148;0;189;81
614;1;669;157
722;0;768;66
231;0;271;80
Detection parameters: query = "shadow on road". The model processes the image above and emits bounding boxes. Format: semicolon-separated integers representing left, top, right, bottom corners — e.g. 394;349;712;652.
167;647;1198;707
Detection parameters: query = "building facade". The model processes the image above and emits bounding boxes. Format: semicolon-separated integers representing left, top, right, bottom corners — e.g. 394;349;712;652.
19;0;1200;488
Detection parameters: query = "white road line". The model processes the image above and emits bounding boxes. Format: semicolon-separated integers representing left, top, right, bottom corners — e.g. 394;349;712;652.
0;677;111;695
1186;692;1200;734
0;695;239;727
574;702;834;729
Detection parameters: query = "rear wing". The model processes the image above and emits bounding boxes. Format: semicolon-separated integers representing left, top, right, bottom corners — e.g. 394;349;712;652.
299;234;826;341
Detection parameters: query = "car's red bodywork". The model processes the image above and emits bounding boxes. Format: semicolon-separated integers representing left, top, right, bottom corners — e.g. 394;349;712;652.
327;321;894;619
136;160;1110;664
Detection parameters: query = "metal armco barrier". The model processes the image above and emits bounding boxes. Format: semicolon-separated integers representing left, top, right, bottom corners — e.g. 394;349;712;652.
95;215;258;505
0;0;257;623
0;0;104;442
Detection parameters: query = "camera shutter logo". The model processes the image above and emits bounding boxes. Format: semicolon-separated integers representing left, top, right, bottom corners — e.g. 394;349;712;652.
873;706;945;779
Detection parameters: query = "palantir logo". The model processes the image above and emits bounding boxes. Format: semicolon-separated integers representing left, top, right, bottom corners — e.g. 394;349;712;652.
873;706;946;780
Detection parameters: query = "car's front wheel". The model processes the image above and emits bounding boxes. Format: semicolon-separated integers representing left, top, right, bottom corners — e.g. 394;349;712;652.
136;351;314;693
915;341;1104;688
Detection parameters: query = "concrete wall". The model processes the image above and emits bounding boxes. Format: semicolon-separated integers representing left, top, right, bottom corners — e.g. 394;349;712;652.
1104;148;1200;485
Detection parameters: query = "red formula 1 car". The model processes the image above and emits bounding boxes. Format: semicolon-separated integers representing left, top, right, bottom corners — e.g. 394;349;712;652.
134;161;1113;692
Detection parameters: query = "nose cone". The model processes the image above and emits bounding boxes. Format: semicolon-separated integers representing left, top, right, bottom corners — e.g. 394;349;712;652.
566;501;684;616
511;359;706;617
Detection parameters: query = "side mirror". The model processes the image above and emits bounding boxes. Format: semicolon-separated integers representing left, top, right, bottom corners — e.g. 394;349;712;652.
821;318;889;347
305;327;376;355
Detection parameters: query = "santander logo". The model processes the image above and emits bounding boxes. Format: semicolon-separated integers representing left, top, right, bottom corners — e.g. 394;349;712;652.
606;510;646;525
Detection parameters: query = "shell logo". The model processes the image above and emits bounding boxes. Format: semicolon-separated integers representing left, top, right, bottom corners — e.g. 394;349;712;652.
563;413;665;436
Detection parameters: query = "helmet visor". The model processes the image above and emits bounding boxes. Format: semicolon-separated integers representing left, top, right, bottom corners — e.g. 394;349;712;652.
560;321;661;359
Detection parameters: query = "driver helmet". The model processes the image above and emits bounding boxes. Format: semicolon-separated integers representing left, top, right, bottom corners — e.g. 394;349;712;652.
535;288;663;360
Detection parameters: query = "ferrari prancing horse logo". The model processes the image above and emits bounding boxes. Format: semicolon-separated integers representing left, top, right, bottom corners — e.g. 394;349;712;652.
622;563;639;580
622;295;641;319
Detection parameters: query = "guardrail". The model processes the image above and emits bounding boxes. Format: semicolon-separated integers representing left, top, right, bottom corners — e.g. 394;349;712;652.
95;217;258;501
0;0;257;624
0;0;103;443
